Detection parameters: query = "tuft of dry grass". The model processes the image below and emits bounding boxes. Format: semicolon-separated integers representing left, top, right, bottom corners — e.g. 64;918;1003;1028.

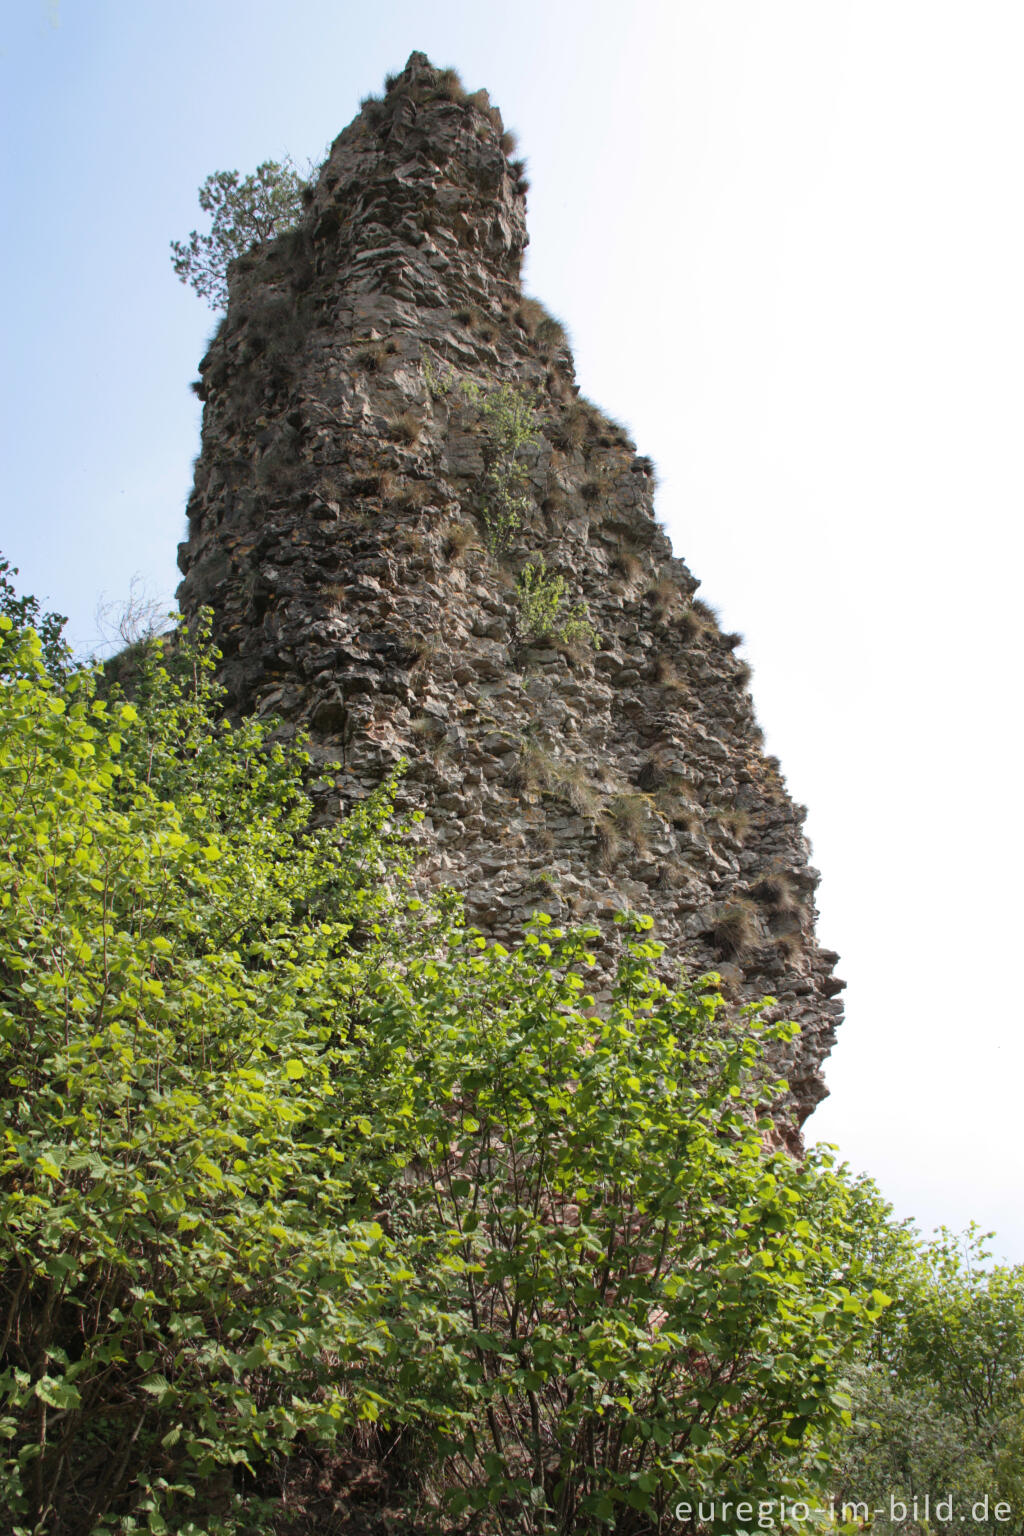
612;548;644;584
500;129;518;156
396;480;431;510
596;816;620;867
443;521;477;562
513;297;547;336
354;344;383;373
647;577;682;621
389;409;423;446
535;314;566;349
511;744;602;818
510;740;554;798
556;762;602;817
706;901;758;958
715;807;751;843
609;793;652;853
749;871;800;911
677;610;703;644
692;598;719;629
433;66;467;103
654;655;687;691
549;404;588;450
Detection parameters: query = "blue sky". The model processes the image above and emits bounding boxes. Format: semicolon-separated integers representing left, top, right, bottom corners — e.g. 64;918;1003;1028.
3;1;1023;1258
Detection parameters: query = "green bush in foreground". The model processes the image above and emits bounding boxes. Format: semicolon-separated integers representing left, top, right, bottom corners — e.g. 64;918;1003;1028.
1;614;895;1534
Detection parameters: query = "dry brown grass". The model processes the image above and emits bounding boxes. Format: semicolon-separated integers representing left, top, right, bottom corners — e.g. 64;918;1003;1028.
389;409;422;445
443;521;477;561
647;577;682;621
547;404;588;451
749;871;800;911
654;655;687;692
609;793;652;853
706;901;758;958
396;480;431;510
611;548;644;584
433;67;467;103
715;807;751;843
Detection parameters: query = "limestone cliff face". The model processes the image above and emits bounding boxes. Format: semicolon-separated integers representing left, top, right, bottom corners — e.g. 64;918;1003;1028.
177;52;843;1138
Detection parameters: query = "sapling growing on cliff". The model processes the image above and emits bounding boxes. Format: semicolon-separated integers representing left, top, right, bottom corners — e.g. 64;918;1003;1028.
478;382;540;552
515;554;599;650
170;158;309;309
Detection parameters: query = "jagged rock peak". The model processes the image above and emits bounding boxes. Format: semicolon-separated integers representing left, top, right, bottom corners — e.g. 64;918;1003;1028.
177;62;844;1144
298;52;529;315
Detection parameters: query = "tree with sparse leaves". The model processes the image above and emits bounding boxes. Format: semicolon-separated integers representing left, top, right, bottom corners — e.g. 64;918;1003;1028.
170;159;308;309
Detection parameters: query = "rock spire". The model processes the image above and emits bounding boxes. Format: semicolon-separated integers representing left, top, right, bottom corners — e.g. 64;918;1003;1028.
177;53;844;1139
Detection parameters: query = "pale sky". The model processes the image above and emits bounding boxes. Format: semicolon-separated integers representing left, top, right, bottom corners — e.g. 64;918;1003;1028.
3;1;1021;1258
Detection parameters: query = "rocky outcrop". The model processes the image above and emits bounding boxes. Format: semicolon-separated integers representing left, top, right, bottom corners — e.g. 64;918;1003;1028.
177;52;843;1140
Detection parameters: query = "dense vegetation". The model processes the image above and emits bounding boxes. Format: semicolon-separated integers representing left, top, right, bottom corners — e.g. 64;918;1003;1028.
0;577;1021;1534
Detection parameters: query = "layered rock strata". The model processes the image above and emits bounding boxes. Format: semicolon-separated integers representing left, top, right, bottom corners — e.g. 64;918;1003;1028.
177;52;843;1138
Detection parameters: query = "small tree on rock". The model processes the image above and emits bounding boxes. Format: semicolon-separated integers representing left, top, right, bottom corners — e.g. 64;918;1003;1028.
170;158;308;309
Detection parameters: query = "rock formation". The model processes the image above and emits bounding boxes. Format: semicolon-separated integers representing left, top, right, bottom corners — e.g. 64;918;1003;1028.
177;52;843;1140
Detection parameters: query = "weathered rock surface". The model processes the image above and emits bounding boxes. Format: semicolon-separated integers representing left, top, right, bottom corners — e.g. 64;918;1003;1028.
177;52;843;1140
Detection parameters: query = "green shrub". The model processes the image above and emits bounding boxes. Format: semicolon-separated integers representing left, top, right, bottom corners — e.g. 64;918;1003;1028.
832;1225;1024;1533
0;606;898;1534
0;618;430;1534
381;915;893;1531
514;555;600;650
475;383;539;552
0;552;71;681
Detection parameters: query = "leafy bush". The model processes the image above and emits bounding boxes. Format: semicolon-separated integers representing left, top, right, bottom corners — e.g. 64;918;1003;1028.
0;552;71;681
515;555;599;650
0;607;899;1533
379;915;892;1532
0;618;420;1533
832;1225;1024;1532
478;383;539;552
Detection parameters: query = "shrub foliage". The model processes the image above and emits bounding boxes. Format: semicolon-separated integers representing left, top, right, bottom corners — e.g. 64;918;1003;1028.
1;601;1017;1534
